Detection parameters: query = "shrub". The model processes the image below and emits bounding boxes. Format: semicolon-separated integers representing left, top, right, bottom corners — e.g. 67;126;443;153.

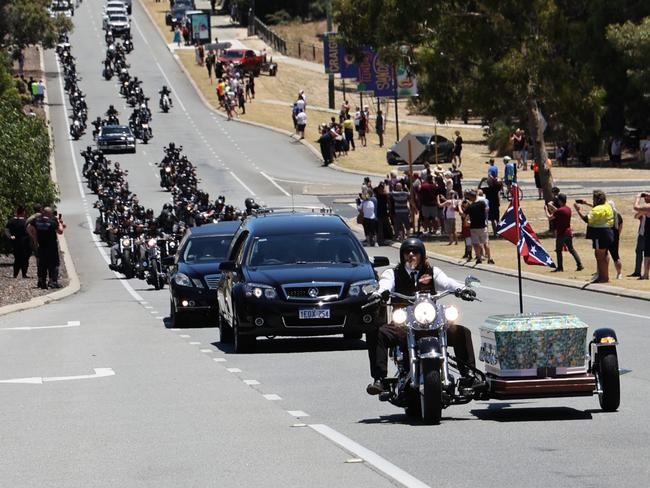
486;120;512;157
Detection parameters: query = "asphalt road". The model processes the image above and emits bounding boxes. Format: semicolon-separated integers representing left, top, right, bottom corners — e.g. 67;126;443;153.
1;1;649;487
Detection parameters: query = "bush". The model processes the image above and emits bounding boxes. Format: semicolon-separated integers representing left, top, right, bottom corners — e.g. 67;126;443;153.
486;120;512;157
0;99;58;236
265;9;292;25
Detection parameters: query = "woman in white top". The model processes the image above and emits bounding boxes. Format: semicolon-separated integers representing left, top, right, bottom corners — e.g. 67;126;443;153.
437;191;459;245
357;193;378;246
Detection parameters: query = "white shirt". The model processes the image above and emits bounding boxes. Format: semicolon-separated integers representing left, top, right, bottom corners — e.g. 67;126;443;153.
378;265;462;294
358;199;375;219
296;98;305;111
296;111;307;125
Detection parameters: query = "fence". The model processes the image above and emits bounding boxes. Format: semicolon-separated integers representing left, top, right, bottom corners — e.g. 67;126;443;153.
284;40;324;63
249;16;287;55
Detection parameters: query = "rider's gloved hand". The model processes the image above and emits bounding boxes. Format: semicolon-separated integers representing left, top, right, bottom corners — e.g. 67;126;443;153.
456;288;476;301
371;289;390;302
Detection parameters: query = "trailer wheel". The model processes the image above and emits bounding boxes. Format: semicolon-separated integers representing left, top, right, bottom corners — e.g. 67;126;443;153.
597;347;620;412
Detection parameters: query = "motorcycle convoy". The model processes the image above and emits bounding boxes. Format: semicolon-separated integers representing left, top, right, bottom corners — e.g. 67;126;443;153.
58;6;622;427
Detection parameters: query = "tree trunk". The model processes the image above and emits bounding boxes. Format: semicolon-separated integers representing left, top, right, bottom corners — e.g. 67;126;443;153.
526;95;554;203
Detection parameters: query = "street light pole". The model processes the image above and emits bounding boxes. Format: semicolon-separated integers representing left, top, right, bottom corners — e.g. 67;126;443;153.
326;0;335;109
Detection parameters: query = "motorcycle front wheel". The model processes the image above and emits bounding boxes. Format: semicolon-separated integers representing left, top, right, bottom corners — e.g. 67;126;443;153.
420;360;443;425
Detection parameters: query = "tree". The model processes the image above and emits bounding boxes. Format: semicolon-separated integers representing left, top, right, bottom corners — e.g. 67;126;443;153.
0;0;73;49
0;99;58;231
607;16;650;134
333;0;617;200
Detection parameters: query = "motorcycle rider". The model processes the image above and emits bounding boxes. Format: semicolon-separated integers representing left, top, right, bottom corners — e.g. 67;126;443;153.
244;197;259;216
159;85;173;107
366;237;478;395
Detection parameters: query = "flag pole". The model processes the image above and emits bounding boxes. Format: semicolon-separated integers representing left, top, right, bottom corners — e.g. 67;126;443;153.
513;184;524;314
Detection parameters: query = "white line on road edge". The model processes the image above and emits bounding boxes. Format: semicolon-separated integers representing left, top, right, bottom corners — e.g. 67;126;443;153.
260;171;291;197
0;368;115;385
309;424;430;488
263;394;282;401
243;379;260;385
1;321;81;331
482;285;650;319
131;15;150;47
229;171;256;196
213;358;227;362
227;368;242;373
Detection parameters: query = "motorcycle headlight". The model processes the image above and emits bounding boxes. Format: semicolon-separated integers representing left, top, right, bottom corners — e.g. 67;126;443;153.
245;283;276;299
444;305;459;323
392;308;407;325
169;241;176;248
165;167;172;173
349;279;378;297
414;302;436;324
121;238;131;247
147;238;157;248
174;272;192;287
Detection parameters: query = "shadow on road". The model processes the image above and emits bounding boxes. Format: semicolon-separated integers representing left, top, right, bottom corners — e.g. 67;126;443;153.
470;405;593;422
212;336;367;355
359;413;472;426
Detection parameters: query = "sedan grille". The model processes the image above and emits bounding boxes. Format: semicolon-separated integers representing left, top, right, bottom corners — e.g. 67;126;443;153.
282;283;343;301
204;274;221;290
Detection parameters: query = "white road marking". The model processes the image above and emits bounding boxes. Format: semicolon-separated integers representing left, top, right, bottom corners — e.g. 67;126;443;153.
179;334;190;338
0;368;115;385
243;379;260;385
213;358;227;362
1;321;80;331
144;306;153;309
149;311;158;314
310;424;430;488
229;171;256;196
263;394;282;401
259;171;291;197
189;341;201;345
199;349;213;353
131;16;150;47
170;328;181;331
287;410;309;417
227;368;242;373
482;285;650;319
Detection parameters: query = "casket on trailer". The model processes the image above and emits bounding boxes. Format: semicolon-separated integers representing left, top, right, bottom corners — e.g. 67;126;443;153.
479;313;589;378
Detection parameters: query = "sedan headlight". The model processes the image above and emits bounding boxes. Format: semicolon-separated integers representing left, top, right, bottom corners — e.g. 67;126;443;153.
244;283;277;299
444;305;459;323
174;272;192;287
414;302;436;324
349;279;378;297
392;308;407;325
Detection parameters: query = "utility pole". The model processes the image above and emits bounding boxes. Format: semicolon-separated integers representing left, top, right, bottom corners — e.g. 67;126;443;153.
326;0;335;109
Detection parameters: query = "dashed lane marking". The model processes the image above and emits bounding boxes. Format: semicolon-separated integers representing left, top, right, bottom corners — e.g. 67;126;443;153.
243;379;260;385
227;368;242;373
263;394;282;401
287;410;310;417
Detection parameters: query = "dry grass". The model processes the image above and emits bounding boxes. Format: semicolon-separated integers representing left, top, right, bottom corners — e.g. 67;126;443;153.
425;195;650;290
141;0;174;43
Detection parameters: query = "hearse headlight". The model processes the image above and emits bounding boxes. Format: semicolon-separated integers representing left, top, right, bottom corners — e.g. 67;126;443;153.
174;272;192;287
245;283;276;299
349;279;378;297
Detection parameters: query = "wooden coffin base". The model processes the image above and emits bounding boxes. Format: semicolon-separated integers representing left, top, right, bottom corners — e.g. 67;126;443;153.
487;373;596;400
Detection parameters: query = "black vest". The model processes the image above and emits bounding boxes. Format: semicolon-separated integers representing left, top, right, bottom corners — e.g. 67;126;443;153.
393;263;436;304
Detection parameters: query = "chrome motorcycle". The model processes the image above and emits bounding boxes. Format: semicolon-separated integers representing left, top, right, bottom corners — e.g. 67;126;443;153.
365;276;485;425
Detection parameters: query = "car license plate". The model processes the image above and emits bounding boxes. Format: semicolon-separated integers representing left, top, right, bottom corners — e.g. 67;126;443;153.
299;309;330;319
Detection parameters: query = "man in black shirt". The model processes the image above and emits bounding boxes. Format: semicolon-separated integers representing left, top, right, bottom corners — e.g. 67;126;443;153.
27;207;65;289
4;205;31;278
462;191;494;264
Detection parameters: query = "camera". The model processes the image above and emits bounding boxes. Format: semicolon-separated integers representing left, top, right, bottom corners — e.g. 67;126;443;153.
641;193;647;198
575;199;586;205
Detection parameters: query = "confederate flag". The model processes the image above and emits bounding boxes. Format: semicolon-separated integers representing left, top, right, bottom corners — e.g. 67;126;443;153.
496;183;556;268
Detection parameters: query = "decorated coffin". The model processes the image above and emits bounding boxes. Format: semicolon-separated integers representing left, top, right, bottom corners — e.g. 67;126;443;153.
479;313;588;377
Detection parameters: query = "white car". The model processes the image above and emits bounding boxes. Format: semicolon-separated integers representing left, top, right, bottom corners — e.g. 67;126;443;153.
49;0;74;17
106;0;132;14
103;7;128;28
104;13;131;35
103;1;129;15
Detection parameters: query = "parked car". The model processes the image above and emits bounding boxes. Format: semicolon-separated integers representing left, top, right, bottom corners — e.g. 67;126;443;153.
166;221;240;327
386;133;454;165
49;0;74;17
216;210;389;353
96;125;136;153
164;0;196;30
217;49;277;76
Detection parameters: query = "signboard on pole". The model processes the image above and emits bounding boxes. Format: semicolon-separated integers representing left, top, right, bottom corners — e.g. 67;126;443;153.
395;61;418;98
391;133;426;163
189;12;211;44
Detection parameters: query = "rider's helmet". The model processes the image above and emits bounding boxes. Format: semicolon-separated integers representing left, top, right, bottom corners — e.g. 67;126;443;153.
168;142;176;150
86;145;92;152
244;197;256;210
162;85;168;92
163;203;173;211
399;237;426;267
109;104;115;111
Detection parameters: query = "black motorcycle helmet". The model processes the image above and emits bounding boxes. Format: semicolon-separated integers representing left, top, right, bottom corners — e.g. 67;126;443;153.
109;104;114;110
168;142;176;150
399;237;426;266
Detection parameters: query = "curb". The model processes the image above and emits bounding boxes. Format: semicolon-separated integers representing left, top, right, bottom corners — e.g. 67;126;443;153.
0;46;81;317
347;219;650;302
137;0;326;164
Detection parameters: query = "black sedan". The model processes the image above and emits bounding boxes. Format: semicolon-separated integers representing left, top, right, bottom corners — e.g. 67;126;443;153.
96;125;136;153
166;221;240;327
216;212;389;353
386;133;454;165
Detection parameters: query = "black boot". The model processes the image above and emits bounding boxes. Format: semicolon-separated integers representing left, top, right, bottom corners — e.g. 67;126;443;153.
366;379;385;395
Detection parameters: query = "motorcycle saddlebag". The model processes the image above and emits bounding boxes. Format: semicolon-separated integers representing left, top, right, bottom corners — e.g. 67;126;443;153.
479;313;588;377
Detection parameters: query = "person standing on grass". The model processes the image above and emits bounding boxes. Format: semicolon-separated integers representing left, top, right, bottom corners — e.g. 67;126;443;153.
437;191;459;245
452;130;463;166
4;205;32;278
461;190;494;265
295;109;307;139
633;193;650;279
629;199;647;278
574;190;614;283
375;110;384;148
545;194;584;273
237;86;246;115
358;109;367;147
205;50;215;83
342;114;355;150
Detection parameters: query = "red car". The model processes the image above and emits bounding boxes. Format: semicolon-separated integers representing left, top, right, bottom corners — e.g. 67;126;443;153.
217;49;276;76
